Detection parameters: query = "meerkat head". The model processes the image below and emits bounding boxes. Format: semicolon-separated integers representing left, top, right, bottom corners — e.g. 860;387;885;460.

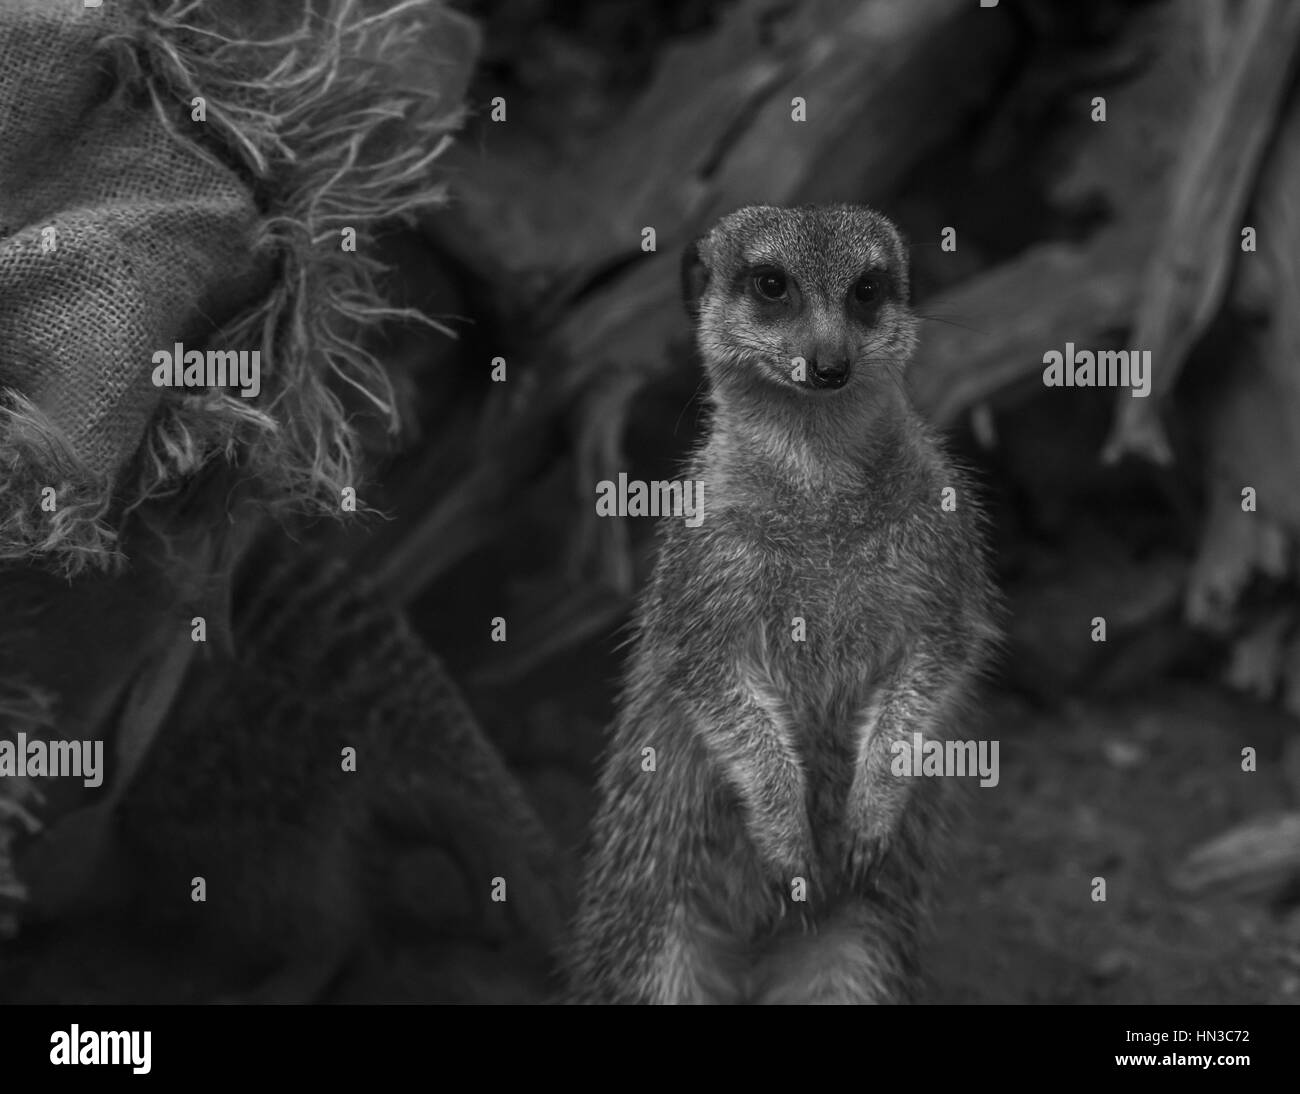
681;204;918;405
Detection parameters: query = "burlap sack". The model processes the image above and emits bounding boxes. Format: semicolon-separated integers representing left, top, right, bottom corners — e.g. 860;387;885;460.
0;0;478;937
0;0;476;575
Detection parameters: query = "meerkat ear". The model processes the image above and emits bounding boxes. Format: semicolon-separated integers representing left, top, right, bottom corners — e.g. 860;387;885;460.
680;236;710;319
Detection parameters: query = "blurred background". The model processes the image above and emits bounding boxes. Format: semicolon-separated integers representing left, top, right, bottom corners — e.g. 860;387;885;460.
3;0;1300;1003
401;0;1300;1003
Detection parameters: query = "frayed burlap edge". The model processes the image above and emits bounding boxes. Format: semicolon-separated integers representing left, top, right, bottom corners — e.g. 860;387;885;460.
125;0;464;509
6;0;464;575
0;393;122;576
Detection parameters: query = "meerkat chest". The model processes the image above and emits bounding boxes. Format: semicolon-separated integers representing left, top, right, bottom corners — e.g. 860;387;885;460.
714;507;911;699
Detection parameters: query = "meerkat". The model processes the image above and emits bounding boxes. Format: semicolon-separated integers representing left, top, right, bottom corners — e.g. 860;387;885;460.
565;204;999;1004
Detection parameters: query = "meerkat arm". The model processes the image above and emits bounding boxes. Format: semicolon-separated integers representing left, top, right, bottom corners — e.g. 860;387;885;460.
842;646;977;881
692;666;816;881
751;651;966;1006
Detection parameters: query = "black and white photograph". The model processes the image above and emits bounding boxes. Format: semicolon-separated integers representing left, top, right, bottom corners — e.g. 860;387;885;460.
0;0;1296;1056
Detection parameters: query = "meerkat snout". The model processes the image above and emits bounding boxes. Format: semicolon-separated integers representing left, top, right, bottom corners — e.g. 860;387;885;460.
809;356;850;389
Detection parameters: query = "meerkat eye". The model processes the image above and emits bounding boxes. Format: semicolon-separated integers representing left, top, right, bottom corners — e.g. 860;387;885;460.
752;269;788;301
854;276;880;303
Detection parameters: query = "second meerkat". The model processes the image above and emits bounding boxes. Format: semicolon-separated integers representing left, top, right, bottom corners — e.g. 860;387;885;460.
566;204;999;1004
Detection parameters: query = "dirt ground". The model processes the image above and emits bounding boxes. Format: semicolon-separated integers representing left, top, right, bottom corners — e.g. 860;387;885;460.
925;687;1300;1004
472;645;1300;1005
4;622;1296;1005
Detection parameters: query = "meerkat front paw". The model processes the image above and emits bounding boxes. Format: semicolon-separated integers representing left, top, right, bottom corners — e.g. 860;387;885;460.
842;822;886;886
841;784;910;886
744;801;816;882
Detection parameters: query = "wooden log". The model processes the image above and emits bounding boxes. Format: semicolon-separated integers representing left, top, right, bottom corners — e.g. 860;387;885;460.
905;0;1206;427
366;374;565;602
1104;0;1300;465
429;0;1014;291
908;241;1139;427
1170;812;1300;897
1188;75;1300;573
1183;73;1300;700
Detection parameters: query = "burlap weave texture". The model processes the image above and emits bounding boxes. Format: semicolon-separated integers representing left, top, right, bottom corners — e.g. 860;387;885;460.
0;0;472;573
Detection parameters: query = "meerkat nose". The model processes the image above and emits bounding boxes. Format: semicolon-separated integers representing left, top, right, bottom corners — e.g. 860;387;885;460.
810;357;850;389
